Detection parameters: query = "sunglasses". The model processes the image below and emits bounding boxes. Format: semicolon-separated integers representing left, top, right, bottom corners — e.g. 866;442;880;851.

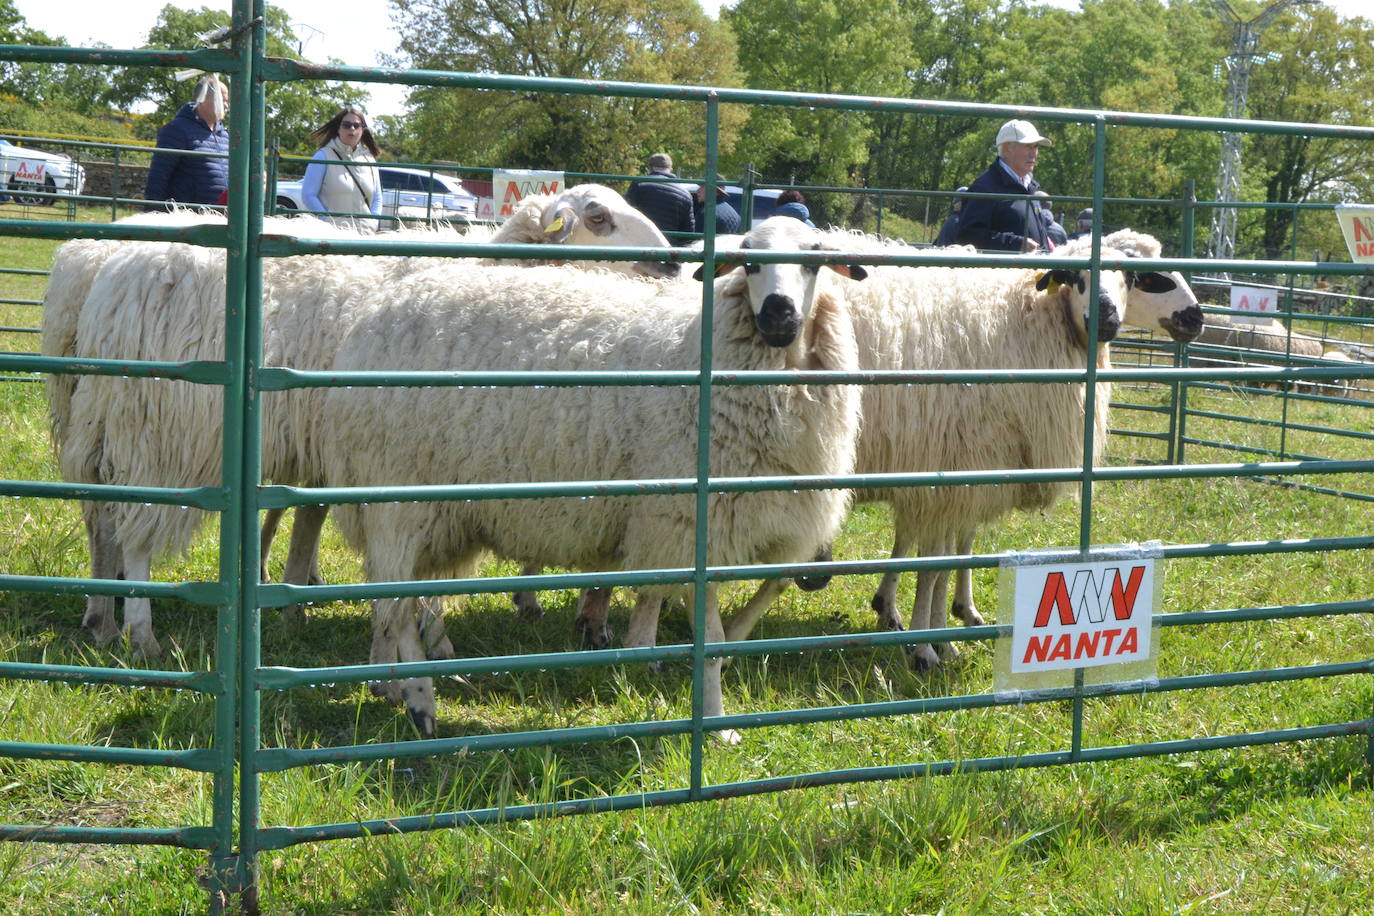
340;120;365;129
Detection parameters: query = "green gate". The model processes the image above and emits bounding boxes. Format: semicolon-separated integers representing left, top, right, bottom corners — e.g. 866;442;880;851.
2;3;1373;911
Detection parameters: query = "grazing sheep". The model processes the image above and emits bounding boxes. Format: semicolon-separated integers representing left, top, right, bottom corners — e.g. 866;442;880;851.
320;217;867;737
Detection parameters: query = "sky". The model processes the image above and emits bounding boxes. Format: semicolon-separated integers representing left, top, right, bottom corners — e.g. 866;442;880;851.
12;0;1370;118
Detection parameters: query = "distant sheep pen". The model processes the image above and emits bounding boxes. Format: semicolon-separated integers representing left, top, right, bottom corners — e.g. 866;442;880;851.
2;20;1374;916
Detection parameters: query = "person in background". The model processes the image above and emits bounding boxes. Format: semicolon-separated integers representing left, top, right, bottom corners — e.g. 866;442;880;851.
143;75;230;207
955;119;1058;252
1035;190;1068;249
625;152;694;236
774;189;815;227
1068;207;1095;241
300;107;382;231
933;186;969;246
693;176;741;235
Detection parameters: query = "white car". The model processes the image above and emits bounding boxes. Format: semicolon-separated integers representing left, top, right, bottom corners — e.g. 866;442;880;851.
0;138;87;205
275;165;477;225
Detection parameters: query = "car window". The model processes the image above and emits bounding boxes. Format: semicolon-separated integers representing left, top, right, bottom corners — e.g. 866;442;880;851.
379;170;405;191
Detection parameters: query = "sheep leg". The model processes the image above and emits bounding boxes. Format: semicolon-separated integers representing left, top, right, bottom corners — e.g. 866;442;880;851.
950;532;985;628
904;537;947;672
623;591;663;650
512;562;545;622
698;586;740;745
872;525;916;631
418;596;455;660
119;548;161;659
282;504;328;588
370;596;437;735
931;567;958;661
724;577;789;643
259;506;286;583
573;587;614;649
80;503;121;646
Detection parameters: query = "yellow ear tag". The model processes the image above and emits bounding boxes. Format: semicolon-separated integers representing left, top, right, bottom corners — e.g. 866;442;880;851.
1036;271;1062;295
544;216;565;234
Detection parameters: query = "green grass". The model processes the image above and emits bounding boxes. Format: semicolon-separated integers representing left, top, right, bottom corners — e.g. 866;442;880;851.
1;231;1372;913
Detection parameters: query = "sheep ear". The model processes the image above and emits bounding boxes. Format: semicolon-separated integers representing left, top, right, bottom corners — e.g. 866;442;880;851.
1035;270;1062;294
692;261;737;282
826;264;868;281
543;208;577;243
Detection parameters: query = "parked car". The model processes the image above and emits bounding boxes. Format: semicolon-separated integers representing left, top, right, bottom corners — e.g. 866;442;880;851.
274;165;477;226
0;138;87;205
676;182;781;229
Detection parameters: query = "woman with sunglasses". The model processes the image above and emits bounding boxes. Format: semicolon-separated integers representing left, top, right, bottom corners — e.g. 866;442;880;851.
300;107;383;231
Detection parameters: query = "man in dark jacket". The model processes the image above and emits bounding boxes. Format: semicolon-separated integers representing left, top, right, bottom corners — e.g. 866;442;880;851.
144;76;230;207
933;186;968;246
955;119;1059;252
625;152;694;236
693;178;741;235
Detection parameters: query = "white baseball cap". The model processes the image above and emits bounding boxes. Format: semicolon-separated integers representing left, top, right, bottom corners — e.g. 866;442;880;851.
995;119;1053;148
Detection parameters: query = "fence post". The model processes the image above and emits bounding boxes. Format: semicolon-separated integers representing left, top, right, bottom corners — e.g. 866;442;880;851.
110;148;121;222
1174;179;1197;466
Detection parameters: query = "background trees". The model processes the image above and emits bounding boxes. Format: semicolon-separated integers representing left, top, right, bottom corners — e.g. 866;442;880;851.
4;0;1372;256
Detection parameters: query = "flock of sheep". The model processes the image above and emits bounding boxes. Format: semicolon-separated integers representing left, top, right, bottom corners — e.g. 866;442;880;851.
40;185;1208;740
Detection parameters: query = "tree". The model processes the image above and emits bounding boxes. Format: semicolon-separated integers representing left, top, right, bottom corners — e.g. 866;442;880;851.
101;5;367;157
723;0;912;225
1241;4;1374;260
387;0;745;178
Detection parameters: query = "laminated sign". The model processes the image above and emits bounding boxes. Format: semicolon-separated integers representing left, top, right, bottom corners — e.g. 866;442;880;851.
495;169;564;219
995;547;1160;691
1334;204;1374;263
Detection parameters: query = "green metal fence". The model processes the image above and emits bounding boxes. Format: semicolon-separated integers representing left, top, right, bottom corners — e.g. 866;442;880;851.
3;3;1374;910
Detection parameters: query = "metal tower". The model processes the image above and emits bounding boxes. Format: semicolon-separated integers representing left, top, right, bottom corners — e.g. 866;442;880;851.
1208;0;1315;262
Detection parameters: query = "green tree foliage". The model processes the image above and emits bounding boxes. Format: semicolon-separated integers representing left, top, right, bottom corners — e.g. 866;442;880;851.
723;0;911;225
0;0;109;110
100;5;367;157
1240;3;1374;260
388;0;745;178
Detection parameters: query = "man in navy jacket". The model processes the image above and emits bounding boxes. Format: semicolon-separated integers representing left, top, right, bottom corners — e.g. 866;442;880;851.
955;119;1059;252
144;76;230;207
625;153;694;236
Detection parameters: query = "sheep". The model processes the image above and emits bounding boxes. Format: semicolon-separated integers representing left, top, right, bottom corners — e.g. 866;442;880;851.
603;230;1198;668
46;187;677;653
318;217;867;738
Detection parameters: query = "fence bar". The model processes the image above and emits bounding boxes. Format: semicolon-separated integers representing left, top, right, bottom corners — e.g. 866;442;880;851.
0;741;219;770
0;825;218;848
0;660;219;691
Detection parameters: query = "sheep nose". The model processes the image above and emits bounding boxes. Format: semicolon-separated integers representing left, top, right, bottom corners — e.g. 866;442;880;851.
1096;293;1122;341
1170;305;1204;339
756;293;802;347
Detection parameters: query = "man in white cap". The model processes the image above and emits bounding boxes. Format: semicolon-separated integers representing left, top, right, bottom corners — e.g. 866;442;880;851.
955;118;1060;252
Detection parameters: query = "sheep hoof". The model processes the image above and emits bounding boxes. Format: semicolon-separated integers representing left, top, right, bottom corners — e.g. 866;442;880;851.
514;591;545;622
408;707;436;737
83;601;119;646
954;603;986;627
905;644;941;673
575;618;614;650
307;571;326;587
936;641;960;661
127;628;162;660
713;728;743;746
370;680;404;704
403;680;437;737
870;594;903;631
425;634;456;661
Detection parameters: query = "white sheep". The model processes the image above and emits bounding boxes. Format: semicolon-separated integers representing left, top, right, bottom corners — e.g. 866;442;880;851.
603;230;1200;668
319;217;867;737
46;186;676;653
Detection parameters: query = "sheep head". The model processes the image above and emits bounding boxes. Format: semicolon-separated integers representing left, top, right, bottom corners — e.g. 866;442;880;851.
539;183;680;279
1061;229;1204;344
730;216;867;348
1035;263;1127;344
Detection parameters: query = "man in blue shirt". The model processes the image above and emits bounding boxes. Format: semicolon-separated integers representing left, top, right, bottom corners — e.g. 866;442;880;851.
955;119;1060;252
143;76;230;207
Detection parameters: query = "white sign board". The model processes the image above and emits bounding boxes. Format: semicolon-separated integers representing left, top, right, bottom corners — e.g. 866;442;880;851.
1008;556;1155;674
1334;204;1374;263
494;169;564;219
8;157;48;183
1229;285;1277;324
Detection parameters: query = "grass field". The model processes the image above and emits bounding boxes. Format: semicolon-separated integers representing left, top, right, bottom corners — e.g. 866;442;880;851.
1;221;1372;914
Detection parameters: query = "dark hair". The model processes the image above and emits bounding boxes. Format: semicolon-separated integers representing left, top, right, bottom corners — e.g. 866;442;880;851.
308;108;380;157
777;189;806;206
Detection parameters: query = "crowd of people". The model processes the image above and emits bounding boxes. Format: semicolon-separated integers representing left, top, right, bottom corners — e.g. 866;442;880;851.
142;80;1084;252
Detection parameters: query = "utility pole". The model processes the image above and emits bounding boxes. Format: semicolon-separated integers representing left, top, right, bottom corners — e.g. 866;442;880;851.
1207;0;1316;263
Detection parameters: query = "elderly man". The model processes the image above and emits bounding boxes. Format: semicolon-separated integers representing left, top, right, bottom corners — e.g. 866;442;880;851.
955;119;1061;252
144;75;230;207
